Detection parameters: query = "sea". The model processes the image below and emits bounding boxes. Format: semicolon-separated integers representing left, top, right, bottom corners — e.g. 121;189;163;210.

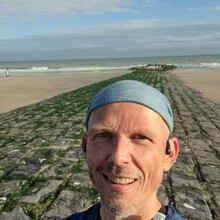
0;54;220;76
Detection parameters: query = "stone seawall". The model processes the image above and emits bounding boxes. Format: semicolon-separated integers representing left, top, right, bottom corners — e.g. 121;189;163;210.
130;64;178;71
0;70;219;219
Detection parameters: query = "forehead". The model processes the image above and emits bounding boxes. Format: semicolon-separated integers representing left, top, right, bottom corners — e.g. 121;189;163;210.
88;102;169;133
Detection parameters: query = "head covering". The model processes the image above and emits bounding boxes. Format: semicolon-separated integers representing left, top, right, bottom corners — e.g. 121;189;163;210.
86;80;173;133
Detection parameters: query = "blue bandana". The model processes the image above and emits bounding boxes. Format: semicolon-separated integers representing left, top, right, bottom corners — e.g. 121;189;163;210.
86;80;173;133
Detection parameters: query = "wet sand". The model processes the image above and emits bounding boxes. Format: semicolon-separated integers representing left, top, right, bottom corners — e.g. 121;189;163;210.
0;72;127;114
171;69;220;105
1;69;219;114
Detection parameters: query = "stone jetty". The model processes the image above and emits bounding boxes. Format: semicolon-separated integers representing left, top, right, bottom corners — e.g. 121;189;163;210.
129;63;178;71
0;69;219;220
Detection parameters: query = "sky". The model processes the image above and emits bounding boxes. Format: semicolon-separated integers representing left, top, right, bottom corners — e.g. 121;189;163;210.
0;0;220;61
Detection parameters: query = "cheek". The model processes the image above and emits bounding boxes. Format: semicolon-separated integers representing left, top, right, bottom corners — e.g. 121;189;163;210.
139;153;165;178
86;140;110;163
85;153;99;181
85;153;97;169
85;149;107;187
85;147;105;170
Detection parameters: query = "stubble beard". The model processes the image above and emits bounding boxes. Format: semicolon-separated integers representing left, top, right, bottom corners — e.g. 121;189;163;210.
89;164;145;218
100;190;143;218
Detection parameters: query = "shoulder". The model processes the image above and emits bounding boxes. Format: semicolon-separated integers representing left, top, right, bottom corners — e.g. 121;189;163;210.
63;203;100;220
165;205;187;220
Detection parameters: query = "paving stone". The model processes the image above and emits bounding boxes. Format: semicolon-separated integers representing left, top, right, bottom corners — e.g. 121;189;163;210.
175;190;213;220
8;158;42;178
200;121;217;129
42;190;97;219
0;206;31;220
194;151;219;166
200;165;220;182
0;180;25;197
171;172;201;190
189;138;213;152
0;150;26;167
20;180;62;203
210;183;220;209
67;173;93;188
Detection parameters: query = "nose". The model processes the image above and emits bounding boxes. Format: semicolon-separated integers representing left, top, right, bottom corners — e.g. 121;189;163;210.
107;136;132;165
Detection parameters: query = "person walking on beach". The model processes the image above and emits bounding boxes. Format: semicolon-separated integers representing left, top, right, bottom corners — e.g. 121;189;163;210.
64;80;186;220
5;68;10;77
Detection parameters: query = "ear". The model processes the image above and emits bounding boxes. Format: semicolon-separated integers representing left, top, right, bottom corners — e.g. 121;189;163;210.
81;134;87;154
163;137;179;172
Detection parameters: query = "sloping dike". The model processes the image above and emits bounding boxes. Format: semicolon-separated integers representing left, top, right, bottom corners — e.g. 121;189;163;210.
0;69;220;219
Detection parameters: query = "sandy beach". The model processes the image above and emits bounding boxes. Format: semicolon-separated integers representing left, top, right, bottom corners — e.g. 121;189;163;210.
0;72;127;114
0;69;220;114
171;69;220;105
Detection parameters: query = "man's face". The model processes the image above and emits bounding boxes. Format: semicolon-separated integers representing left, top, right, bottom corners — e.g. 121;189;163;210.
85;102;171;217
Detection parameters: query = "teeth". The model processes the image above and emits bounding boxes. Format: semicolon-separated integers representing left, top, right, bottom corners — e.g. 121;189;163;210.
107;176;135;184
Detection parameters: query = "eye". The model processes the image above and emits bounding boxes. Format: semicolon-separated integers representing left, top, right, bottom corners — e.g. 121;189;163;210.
132;134;149;140
97;131;111;138
132;134;147;140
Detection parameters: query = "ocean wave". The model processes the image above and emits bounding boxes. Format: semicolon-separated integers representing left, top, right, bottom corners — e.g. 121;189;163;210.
177;62;220;70
1;55;220;76
30;66;50;71
200;62;220;68
0;65;132;76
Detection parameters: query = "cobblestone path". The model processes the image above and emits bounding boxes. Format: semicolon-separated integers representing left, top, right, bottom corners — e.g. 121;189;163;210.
0;70;219;220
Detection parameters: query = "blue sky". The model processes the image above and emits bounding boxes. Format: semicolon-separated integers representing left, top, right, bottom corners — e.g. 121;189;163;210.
0;0;220;61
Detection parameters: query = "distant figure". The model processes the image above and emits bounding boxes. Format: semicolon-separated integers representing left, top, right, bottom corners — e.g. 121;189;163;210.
5;68;10;77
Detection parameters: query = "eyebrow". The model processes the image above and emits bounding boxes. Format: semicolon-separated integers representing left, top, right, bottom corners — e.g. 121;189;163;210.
89;123;112;133
89;123;156;138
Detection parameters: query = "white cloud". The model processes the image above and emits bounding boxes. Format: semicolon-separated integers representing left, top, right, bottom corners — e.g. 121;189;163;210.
208;6;220;11
0;0;220;60
1;19;220;52
189;5;220;11
0;0;135;20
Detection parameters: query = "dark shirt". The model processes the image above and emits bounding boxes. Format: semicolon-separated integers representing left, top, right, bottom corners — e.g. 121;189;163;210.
64;202;187;220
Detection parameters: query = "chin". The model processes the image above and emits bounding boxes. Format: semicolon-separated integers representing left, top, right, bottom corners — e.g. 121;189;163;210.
104;203;132;218
101;195;140;218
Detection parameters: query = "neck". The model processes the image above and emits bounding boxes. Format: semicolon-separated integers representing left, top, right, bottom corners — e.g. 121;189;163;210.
100;197;162;220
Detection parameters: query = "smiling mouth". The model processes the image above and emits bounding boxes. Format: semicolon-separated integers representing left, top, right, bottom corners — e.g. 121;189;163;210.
106;175;136;184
